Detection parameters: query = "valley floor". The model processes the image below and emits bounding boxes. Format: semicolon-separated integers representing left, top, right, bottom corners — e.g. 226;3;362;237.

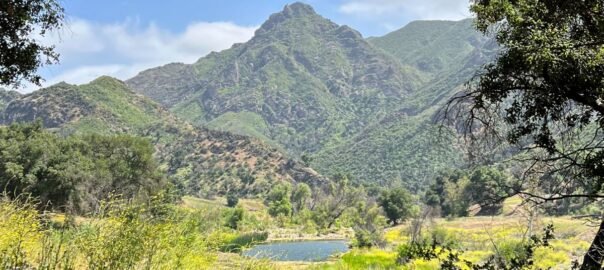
1;195;595;270
187;197;596;269
243;215;594;269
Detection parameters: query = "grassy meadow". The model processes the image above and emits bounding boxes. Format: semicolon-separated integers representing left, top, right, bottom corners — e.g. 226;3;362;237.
306;197;596;270
0;194;596;270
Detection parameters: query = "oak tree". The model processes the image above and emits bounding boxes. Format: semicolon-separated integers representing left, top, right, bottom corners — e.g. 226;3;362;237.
448;1;604;268
0;0;64;87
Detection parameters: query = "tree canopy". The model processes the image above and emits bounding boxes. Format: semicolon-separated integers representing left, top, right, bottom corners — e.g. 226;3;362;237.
0;122;165;213
0;0;63;87
451;1;604;268
378;187;417;225
266;183;293;217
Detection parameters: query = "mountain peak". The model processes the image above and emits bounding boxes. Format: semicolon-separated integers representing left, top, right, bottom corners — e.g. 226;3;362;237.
258;2;324;33
90;75;123;85
283;2;316;16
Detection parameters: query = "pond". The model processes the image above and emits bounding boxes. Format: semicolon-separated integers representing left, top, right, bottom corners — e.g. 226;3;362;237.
242;240;349;262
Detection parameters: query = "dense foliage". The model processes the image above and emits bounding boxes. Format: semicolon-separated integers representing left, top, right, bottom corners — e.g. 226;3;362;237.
453;0;604;268
426;170;472;217
0;122;165;213
378;187;418;225
265;183;293;217
0;0;63;87
0;196;274;269
426;167;511;217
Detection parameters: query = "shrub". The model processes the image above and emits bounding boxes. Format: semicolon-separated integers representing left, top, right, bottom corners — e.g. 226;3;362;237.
225;207;245;230
226;193;239;207
430;227;460;249
219;231;269;253
0;196;218;269
397;240;439;265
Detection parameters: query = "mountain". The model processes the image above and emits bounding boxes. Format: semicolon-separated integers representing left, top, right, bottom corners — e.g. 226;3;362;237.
312;20;497;188
0;76;327;196
369;19;489;76
1;3;495;191
0;88;21;111
125;3;494;189
127;2;426;155
1;77;167;133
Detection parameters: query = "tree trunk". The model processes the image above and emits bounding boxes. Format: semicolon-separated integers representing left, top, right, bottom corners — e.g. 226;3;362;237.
581;218;604;270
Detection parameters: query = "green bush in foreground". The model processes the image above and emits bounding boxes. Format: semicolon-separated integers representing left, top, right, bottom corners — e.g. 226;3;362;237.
396;225;557;269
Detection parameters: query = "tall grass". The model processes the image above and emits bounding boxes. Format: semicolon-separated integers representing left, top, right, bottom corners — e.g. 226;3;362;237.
0;196;270;269
0;198;43;269
220;232;269;252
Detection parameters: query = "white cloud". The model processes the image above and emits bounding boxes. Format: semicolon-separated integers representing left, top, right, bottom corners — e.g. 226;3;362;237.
339;0;470;21
18;18;257;93
18;64;150;93
44;64;150;86
45;19;105;53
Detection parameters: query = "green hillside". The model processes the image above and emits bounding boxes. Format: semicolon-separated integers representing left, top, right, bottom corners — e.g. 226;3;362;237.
0;88;20;111
368;19;489;76
312;23;499;187
0;77;327;197
127;3;426;155
125;3;494;189
1;77;163;133
3;3;496;191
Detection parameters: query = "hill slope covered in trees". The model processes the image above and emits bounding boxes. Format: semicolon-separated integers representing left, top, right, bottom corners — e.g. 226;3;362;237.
0;76;327;197
0;2;497;192
126;3;495;188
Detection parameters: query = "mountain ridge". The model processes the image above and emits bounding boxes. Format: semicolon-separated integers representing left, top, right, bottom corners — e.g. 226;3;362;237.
127;2;427;156
2;2;493;190
0;76;328;197
124;3;488;188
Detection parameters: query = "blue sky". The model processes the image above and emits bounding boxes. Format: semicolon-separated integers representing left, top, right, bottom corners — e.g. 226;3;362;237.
22;0;470;92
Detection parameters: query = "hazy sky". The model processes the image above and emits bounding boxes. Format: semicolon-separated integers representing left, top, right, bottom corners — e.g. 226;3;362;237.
19;0;470;92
